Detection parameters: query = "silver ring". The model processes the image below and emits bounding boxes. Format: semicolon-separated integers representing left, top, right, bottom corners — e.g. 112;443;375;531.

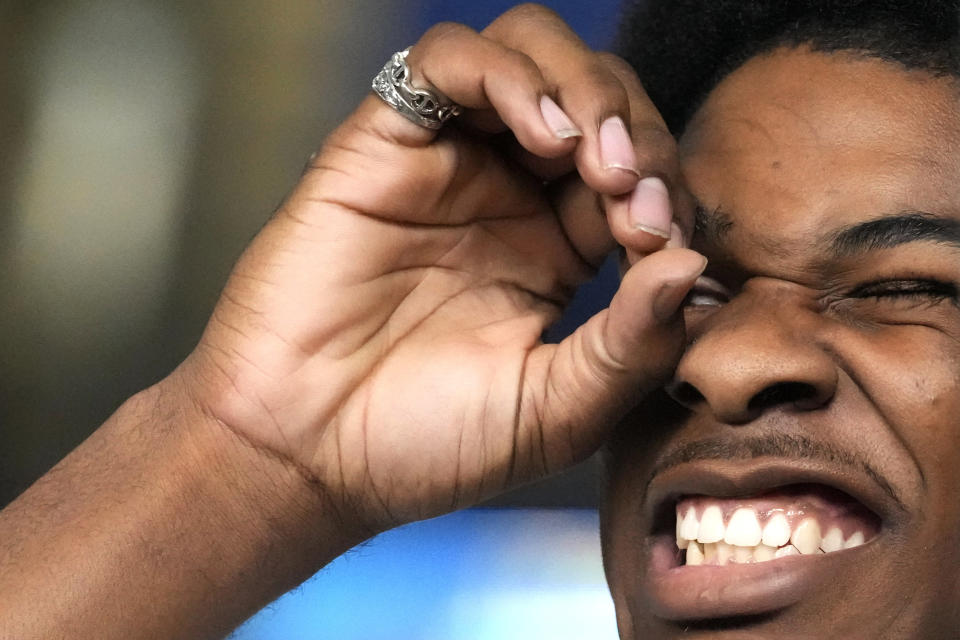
372;48;462;130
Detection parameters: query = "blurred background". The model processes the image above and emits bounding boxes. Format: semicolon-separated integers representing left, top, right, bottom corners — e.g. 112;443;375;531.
1;1;626;637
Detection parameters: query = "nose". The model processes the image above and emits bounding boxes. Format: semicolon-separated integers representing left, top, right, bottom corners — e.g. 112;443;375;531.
667;282;838;424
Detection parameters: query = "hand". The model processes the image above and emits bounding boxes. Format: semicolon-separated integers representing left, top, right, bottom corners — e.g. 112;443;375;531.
175;3;705;535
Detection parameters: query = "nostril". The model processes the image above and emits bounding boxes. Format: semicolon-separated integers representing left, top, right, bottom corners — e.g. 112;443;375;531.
747;382;820;413
667;381;705;408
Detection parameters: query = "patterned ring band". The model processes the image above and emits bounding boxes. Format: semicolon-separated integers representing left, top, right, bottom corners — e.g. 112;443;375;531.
372;48;462;130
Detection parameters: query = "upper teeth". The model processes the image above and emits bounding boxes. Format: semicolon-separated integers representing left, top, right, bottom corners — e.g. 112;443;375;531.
676;505;868;566
724;508;762;546
698;506;724;543
762;513;791;547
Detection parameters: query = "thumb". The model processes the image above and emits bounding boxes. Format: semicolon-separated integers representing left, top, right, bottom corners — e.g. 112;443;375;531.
520;248;706;474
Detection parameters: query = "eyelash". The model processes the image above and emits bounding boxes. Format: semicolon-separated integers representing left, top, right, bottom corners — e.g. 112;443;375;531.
684;277;959;308
847;278;958;303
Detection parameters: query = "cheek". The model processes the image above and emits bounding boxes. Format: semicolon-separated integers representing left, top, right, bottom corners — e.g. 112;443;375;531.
837;324;960;543
599;459;644;636
851;325;960;459
601;397;692;633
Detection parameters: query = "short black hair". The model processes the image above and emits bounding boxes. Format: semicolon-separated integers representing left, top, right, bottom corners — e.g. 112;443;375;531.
617;0;960;136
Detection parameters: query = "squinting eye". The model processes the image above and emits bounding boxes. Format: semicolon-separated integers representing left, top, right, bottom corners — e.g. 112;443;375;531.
849;278;958;303
684;276;730;308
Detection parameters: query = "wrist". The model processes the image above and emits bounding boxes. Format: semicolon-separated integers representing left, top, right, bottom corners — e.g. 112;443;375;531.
88;373;371;636
0;372;371;639
153;368;369;574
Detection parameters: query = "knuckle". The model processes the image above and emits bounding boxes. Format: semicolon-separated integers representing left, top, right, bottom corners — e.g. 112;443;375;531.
596;52;637;78
583;68;630;112
501;48;545;85
634;130;680;177
635;146;677;178
419;21;474;50
634;121;675;146
502;3;562;23
487;3;568;39
633;122;677;157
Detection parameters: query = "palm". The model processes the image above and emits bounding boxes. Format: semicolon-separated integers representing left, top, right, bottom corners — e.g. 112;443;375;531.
198;121;595;527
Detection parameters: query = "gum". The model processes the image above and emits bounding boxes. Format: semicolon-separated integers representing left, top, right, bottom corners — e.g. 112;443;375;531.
675;484;880;542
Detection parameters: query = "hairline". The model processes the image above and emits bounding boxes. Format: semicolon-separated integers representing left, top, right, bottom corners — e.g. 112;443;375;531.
676;40;960;139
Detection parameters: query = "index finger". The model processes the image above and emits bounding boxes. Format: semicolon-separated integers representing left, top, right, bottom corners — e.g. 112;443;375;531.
598;52;693;257
482;5;677;201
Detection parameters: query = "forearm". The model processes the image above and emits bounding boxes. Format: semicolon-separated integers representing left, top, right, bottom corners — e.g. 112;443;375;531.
0;373;361;640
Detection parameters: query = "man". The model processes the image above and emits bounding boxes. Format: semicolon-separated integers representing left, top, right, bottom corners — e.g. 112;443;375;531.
1;1;958;637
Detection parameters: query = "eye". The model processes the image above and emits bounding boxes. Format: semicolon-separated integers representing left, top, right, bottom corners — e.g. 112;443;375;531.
684;275;730;308
847;278;958;304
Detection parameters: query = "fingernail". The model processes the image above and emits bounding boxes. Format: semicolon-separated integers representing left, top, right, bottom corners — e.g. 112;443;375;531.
540;95;582;139
629;176;672;238
665;222;687;249
599;116;639;175
652;257;708;323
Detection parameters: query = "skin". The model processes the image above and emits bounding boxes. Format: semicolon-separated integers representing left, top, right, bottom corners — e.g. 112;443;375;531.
0;5;702;638
602;47;960;638
2;4;957;638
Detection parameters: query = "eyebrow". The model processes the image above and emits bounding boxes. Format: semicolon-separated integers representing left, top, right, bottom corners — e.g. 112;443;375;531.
829;212;960;257
695;207;960;256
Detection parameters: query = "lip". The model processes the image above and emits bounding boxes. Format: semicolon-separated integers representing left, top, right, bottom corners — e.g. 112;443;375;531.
644;534;879;620
639;457;904;621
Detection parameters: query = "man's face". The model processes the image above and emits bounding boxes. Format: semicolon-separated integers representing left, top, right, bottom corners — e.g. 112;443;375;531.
602;46;960;638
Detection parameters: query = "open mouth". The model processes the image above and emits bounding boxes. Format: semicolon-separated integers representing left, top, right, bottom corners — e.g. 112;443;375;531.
639;460;897;621
671;483;881;566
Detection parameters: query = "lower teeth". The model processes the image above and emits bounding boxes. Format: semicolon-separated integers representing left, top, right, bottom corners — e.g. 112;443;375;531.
682;537;859;566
